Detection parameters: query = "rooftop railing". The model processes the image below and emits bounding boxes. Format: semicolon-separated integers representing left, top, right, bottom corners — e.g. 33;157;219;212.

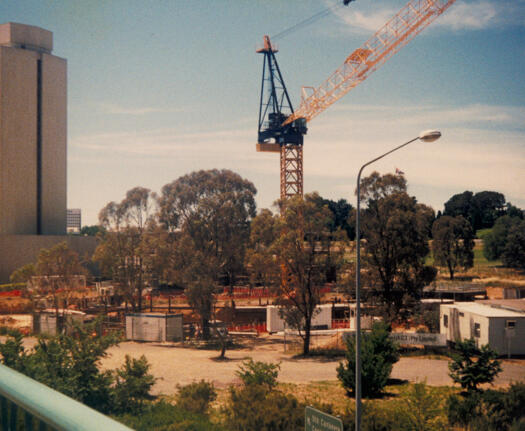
0;363;132;430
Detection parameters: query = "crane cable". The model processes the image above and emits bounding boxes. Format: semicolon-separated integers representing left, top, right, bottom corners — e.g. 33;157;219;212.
270;1;350;41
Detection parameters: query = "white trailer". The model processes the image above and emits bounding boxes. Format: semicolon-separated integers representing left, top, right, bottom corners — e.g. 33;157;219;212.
440;302;525;356
266;304;333;333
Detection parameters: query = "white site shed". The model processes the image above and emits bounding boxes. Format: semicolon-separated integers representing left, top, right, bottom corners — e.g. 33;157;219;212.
267;304;332;333
440;302;525;356
126;313;183;342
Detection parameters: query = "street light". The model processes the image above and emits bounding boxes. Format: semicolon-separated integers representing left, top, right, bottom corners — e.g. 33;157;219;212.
354;130;441;431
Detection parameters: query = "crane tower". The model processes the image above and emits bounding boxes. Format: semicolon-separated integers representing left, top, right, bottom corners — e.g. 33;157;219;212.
256;0;457;202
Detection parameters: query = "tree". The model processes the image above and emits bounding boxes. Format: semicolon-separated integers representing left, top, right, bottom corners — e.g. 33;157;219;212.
358;172;436;321
22;242;87;330
502;220;525;270
448;338;502;393
483;215;522;261
157;169;257;338
337;322;399;397
272;193;347;355
9;263;36;283
311;195;355;240
471;191;506;230
444;190;507;231
80;225;106;236
94;187;157;311
112;354;156;414
245;209;281;298
432;215;474;279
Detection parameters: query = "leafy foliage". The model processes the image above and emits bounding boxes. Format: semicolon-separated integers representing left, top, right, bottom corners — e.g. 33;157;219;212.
116;400;224;431
483;215;522;261
236;359;280;390
176;380;217;416
0;321;155;415
431;215;474;279
358;172;436;321
337;322;399;397
224;360;303;431
94;187;157;311
157;169;257;339
501;219;525;270
272;193;348;354
444;190;507;231
112;354;156;413
448;338;502;393
447;383;525;431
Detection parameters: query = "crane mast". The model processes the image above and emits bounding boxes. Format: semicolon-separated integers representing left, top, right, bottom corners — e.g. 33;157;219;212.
256;0;457;201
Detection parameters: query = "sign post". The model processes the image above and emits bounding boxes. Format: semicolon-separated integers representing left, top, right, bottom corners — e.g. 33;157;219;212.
305;406;343;431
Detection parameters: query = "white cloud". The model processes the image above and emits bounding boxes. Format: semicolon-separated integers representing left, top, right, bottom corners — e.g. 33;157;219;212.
331;1;523;36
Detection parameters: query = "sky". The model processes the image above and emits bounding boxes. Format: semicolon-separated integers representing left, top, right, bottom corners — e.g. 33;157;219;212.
2;0;524;225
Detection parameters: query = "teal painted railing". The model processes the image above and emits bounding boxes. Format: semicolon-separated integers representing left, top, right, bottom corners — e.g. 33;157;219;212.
0;363;132;430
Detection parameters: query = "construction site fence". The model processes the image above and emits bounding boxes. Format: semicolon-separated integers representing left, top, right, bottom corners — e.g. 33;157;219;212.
227;322;267;334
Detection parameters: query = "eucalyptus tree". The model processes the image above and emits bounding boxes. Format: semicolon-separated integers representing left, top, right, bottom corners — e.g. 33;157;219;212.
157;169;257;338
94;187;157;311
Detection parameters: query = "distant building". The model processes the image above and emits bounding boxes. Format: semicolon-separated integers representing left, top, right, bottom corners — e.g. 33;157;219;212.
0;23;96;283
0;22;66;235
67;209;82;234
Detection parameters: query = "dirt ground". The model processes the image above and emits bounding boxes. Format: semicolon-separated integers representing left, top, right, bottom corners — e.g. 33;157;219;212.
97;335;525;396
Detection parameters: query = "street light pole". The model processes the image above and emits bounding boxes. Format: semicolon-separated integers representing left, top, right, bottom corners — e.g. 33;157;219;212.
354;130;441;431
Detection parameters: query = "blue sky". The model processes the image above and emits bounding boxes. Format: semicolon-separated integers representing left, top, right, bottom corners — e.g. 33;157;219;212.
2;0;524;225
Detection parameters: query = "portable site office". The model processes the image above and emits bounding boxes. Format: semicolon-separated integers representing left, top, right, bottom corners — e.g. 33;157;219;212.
440;301;525;356
125;313;183;342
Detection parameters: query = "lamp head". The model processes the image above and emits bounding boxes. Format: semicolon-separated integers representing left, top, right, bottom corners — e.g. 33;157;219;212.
419;130;441;143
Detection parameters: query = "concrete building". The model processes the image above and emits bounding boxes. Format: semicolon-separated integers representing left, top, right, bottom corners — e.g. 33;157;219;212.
0;23;96;283
440;301;525;356
67;209;81;234
0;22;67;235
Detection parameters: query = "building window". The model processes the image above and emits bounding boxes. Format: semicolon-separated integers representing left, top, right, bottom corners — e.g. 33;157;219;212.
443;314;448;328
506;320;516;329
459;312;464;317
474;322;481;338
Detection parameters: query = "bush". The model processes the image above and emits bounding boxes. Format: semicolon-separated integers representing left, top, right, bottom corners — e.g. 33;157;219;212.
448;338;502;393
224;358;304;430
235;359;280;389
176;380;217;416
447;383;525;431
116;400;223;431
112;355;156;414
224;383;304;431
337;322;399;397
0;320;156;415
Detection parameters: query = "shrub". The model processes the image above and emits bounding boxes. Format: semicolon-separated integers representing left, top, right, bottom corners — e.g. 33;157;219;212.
448;338;502;393
116;400;223;431
112;355;156;414
224;383;304;431
337;322;399;397
236;358;280;390
447;383;525;431
176;380;217;416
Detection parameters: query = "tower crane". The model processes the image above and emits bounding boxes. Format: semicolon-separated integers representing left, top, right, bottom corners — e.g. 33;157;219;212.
256;0;457;201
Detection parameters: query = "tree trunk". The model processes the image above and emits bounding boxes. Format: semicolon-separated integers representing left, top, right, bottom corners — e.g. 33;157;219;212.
303;317;311;355
448;261;455;280
202;318;211;340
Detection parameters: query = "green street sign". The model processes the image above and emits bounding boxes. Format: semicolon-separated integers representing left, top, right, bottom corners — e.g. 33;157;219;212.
305;406;343;431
